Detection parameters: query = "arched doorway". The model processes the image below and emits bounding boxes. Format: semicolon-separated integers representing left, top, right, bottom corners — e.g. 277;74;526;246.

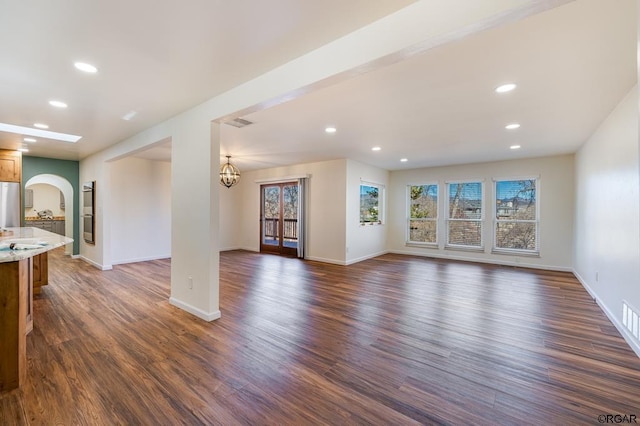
24;174;74;256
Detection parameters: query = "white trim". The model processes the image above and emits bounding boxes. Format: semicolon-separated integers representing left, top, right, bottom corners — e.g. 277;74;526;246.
444;244;485;253
493;178;540;253
254;174;309;184
360;182;385;224
360;179;386;188
220;246;243;252
388;249;572;272
304;255;347;266
169;297;221;322
406;183;439;246
111;255;171;265
573;270;640;359
79;255;113;271
491;248;540;257
491;174;540;182
445;178;485;184
345;250;388;265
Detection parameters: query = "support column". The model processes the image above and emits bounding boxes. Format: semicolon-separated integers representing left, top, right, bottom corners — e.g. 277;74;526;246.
169;111;221;321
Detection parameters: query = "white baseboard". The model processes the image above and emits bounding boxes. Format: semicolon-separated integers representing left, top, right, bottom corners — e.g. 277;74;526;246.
111;254;171;265
345;250;389;265
79;255;113;271
220;246;243;252
573;270;640;359
169;297;221;322
305;255;347;266
388;249;573;272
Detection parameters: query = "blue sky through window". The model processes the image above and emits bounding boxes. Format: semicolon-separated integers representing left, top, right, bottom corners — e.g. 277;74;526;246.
496;180;536;201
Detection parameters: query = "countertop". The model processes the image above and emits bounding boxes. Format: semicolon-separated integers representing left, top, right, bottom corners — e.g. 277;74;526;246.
24;216;66;221
0;227;73;263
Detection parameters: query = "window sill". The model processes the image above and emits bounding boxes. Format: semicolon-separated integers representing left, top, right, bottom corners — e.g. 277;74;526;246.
406;242;438;249
360;222;383;226
444;245;484;253
491;248;540;258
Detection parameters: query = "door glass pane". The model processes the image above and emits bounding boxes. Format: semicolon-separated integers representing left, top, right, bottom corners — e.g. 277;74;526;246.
263;186;280;246
283;184;298;249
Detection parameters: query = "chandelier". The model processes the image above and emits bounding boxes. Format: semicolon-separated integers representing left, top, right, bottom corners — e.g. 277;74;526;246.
220;155;241;188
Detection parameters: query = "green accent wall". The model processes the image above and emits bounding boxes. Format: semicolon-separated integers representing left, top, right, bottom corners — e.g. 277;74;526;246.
22;156;80;255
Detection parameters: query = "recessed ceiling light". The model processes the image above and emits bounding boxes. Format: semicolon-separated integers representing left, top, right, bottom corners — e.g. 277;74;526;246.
400;158;408;162
510;145;521;150
33;123;49;129
371;146;381;151
23;137;37;143
49;100;68;108
0;122;81;143
496;83;517;93
74;62;98;73
505;123;520;130
325;126;337;133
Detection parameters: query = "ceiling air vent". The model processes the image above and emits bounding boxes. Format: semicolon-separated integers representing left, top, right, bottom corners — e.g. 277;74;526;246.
225;118;253;128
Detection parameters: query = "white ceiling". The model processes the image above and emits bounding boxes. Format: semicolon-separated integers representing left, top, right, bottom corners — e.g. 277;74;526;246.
1;0;637;172
0;0;414;160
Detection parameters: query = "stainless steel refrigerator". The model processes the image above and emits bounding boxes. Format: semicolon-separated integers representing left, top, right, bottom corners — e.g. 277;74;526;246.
0;181;20;228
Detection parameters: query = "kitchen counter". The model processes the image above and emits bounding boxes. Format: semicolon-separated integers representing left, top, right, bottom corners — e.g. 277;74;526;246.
0;227;72;263
24;216;65;221
0;227;73;392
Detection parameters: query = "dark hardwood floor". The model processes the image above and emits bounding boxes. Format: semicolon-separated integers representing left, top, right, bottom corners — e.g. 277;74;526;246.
2;248;640;425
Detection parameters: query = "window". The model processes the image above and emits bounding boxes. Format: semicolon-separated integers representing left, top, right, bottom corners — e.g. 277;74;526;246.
408;184;438;244
494;179;538;253
446;181;483;248
360;183;383;224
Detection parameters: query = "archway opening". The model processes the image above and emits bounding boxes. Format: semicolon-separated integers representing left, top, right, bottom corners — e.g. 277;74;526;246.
24;174;74;256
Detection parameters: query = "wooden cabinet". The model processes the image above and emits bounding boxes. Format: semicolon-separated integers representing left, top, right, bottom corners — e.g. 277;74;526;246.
32;252;48;295
0;149;21;182
0;259;29;392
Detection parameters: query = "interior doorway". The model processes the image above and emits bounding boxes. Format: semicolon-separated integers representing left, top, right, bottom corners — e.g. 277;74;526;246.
260;182;298;256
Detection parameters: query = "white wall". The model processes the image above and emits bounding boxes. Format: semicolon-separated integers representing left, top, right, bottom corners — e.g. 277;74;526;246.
237;159;347;264
219;182;242;251
574;86;640;354
346;159;389;264
25;183;65;217
109;157;171;265
388;154;575;270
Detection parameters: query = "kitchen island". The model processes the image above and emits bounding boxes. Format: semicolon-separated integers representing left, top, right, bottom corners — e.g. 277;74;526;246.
0;227;72;392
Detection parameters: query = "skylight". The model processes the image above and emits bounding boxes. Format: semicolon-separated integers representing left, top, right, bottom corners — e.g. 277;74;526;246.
0;123;82;143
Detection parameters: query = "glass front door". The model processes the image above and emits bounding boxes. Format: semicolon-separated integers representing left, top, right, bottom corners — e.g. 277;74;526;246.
260;182;298;256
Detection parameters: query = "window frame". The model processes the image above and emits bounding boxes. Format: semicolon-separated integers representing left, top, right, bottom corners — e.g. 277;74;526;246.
359;181;385;225
445;180;484;251
406;183;439;246
492;177;540;255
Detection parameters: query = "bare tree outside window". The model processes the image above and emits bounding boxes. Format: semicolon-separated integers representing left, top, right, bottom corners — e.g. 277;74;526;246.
408;184;438;243
494;179;538;251
447;182;483;247
360;184;382;224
